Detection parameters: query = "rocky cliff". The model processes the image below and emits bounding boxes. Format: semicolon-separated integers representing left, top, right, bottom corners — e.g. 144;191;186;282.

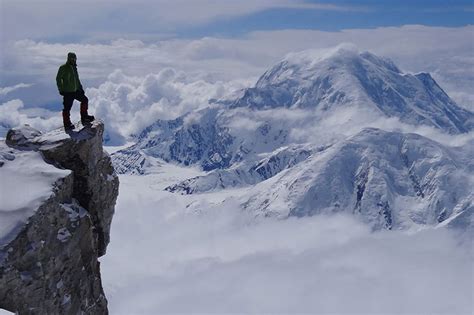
0;121;119;314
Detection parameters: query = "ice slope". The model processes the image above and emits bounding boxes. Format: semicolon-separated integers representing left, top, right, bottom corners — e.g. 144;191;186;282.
229;45;473;133
239;128;473;230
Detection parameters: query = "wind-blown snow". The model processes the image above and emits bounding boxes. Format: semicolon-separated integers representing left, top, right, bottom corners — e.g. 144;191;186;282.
0;139;70;247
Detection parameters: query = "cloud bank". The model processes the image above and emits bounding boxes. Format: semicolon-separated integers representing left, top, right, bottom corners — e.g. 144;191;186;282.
0;0;366;44
85;69;250;144
0;83;33;97
0;99;60;136
1;26;472;143
101;174;473;314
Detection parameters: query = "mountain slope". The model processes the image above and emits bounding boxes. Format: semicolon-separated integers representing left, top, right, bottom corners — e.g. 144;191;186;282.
112;107;294;173
239;128;473;230
165;144;314;194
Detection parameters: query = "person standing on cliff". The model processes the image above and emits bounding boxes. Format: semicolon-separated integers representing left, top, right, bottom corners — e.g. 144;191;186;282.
56;52;95;131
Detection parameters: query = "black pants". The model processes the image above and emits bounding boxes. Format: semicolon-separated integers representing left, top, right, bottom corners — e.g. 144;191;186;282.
63;90;88;112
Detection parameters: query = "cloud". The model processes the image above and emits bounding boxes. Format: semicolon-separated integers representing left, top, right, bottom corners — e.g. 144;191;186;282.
0;83;33;97
0;66;251;144
3;25;473;112
277;105;474;148
100;174;473;314
85;69;250;144
209;102;474;155
2;26;472;144
0;99;61;136
0;0;363;44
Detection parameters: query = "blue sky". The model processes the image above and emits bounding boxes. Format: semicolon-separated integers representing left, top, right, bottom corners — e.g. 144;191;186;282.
1;0;473;44
179;0;474;38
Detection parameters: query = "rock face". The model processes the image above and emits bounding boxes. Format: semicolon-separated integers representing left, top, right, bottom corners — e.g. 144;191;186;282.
0;121;119;314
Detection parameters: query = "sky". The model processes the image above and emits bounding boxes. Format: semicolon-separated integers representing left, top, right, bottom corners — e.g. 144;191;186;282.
1;0;473;42
0;0;473;138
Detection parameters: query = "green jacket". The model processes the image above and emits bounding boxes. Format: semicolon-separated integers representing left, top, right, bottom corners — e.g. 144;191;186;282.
56;62;83;93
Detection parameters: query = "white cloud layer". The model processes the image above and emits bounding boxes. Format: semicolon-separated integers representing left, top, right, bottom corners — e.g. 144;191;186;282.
0;0;365;43
1;26;472;143
101;174;473;314
85;69;250;144
0;99;61;133
1;25;472;109
226;106;474;151
0;83;33;97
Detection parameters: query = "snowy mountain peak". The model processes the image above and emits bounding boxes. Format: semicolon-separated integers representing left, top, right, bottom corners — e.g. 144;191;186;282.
230;46;473;133
113;46;473;176
258;45;401;88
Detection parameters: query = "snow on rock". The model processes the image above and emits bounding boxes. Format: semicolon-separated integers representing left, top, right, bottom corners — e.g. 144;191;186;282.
240;128;473;231
0;120;119;314
0;143;70;246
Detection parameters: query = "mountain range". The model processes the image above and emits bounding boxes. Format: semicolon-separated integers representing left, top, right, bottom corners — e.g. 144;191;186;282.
112;46;473;231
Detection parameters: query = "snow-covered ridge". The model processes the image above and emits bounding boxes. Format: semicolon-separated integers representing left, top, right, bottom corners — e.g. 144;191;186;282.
240;128;473;230
165;144;314;194
112;106;298;173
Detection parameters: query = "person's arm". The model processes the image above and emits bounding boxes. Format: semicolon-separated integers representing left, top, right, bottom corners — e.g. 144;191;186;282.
56;66;64;94
77;69;84;92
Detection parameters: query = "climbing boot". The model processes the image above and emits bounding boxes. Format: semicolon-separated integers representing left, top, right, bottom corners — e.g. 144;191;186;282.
80;102;95;124
62;110;75;131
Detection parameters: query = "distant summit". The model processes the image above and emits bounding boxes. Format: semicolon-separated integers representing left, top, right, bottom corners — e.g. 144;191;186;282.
113;46;474;175
229;45;473;133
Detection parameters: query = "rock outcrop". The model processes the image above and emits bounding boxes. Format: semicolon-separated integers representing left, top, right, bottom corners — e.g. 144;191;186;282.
0;121;119;314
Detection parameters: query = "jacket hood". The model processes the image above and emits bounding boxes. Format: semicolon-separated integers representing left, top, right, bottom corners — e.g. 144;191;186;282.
67;52;77;65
